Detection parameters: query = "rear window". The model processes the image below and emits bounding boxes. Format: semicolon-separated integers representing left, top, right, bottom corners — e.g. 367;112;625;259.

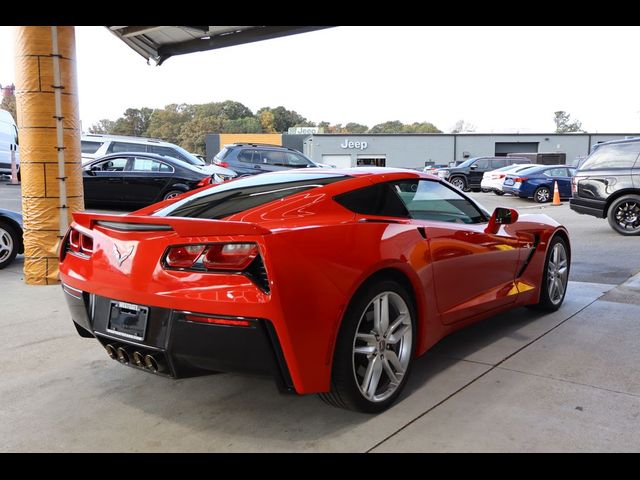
155;173;350;219
107;141;147;154
81;140;103;154
334;183;409;217
214;147;231;160
580;142;640;170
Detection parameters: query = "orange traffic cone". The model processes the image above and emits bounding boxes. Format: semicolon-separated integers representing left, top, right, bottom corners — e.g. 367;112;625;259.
552;181;561;206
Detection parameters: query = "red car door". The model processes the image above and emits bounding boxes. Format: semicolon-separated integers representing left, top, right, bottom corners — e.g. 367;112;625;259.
392;179;529;325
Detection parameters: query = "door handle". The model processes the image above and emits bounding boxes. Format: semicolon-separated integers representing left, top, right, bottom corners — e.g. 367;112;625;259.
254;165;262;169
107;178;121;183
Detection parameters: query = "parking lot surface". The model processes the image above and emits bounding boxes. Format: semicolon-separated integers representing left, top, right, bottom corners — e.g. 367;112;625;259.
2;180;640;452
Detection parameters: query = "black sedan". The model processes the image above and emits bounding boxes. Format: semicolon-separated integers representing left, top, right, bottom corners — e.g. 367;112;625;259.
0;209;23;269
83;152;225;208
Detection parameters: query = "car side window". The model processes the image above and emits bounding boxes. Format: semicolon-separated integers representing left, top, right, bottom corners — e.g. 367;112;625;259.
333;183;410;217
264;151;287;166
285;152;311;168
393;180;486;224
81;140;103;154
581;142;640;170
237;150;256;163
474;159;490;169
107;142;147;154
132;157;173;172
91;157;128;172
148;145;184;161
491;159;508;169
545;168;567;177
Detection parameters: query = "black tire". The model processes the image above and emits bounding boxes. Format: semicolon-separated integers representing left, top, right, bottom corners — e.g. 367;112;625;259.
450;176;469;192
0;221;19;269
481;188;490;193
607;194;640;236
318;279;417;413
163;189;185;201
534;186;551;203
531;235;570;311
493;190;505;196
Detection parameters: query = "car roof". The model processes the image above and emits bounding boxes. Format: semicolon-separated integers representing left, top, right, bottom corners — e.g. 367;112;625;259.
223;143;302;152
591;136;640;151
91;151;183;165
81;134;172;146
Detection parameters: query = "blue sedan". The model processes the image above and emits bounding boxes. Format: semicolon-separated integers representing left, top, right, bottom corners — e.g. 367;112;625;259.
502;165;576;203
0;209;23;269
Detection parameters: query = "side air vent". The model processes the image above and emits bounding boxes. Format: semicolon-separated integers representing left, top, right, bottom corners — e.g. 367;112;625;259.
245;256;270;294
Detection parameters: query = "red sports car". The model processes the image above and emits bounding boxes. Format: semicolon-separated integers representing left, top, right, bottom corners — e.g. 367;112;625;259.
59;168;570;413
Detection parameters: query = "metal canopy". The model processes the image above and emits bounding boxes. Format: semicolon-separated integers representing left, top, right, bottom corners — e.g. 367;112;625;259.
107;26;334;65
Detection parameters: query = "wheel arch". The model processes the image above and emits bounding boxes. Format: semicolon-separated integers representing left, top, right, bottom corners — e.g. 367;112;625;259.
329;265;427;369
0;217;24;254
603;189;640;218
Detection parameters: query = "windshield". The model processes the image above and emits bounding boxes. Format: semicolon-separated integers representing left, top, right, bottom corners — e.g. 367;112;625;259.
171;144;206;166
154;173;351;219
453;158;478;169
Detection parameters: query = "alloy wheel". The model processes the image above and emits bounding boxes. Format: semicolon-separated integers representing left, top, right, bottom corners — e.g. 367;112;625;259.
535;187;550;203
547;242;568;306
352;291;412;403
451;178;465;190
0;227;13;263
614;201;640;232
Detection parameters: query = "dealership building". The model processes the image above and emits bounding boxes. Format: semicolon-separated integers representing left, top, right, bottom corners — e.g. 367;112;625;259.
205;132;640;169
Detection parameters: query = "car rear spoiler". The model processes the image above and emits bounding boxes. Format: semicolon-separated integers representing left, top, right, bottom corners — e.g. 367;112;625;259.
72;212;272;237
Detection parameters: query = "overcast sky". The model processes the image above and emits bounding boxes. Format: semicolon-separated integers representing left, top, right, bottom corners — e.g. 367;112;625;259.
1;26;639;133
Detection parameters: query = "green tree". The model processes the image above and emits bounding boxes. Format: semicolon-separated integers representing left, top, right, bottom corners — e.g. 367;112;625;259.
111;107;155;137
257;106;307;132
88;119;117;134
145;103;195;144
403;122;441;133
344;122;369;133
369;120;405;133
178;116;225;154
554;111;584;133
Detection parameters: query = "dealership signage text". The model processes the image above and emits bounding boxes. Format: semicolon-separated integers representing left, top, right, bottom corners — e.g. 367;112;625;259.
340;139;368;150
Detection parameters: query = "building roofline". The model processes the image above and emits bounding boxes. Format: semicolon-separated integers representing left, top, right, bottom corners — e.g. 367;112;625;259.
307;133;640;137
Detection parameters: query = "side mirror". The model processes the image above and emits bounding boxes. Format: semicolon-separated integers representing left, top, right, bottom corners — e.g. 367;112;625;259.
485;207;519;234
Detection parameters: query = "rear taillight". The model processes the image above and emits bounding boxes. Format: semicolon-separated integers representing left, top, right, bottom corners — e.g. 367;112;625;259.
572;177;578;193
165;245;206;268
63;226;94;259
214;161;229;168
163;243;259;271
498;174;505;179
514;177;528;182
196;176;213;187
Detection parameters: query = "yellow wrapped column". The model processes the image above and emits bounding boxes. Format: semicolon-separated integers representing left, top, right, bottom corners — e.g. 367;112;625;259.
14;26;84;285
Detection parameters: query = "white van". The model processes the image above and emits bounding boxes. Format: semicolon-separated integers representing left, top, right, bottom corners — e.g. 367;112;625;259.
0;109;19;177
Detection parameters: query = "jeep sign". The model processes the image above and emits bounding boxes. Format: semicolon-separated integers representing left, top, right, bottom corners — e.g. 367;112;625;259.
340;139;368;150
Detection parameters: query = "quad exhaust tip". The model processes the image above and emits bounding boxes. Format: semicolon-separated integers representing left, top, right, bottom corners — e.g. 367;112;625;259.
105;344;117;359
144;354;166;373
116;346;130;364
132;351;145;367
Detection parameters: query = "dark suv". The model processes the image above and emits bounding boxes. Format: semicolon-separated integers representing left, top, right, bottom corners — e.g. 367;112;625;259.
570;137;640;235
435;156;531;191
213;143;324;176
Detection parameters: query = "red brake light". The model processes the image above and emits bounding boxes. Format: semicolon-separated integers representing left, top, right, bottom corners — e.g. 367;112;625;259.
498;174;505;179
197;176;212;187
163;243;259;271
514;177;528;182
184;314;251;327
214;161;229;168
202;243;258;270
64;227;94;258
165;245;206;268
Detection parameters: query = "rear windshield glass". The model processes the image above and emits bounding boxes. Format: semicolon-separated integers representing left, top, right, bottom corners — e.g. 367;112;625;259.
154;173;350;219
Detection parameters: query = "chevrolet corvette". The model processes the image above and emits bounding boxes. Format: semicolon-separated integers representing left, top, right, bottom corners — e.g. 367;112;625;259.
59;168;570;413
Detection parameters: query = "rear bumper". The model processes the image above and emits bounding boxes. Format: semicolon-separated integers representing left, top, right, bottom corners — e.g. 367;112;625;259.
62;284;295;393
570;197;606;218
